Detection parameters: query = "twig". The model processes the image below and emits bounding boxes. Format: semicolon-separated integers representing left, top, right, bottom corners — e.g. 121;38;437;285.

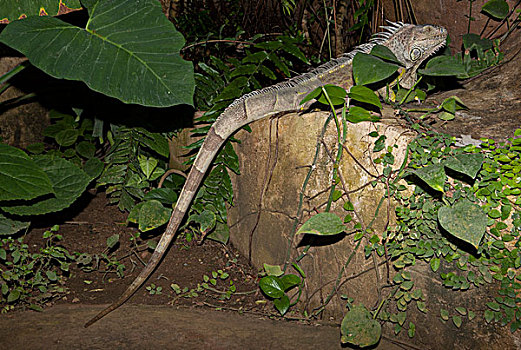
341;143;379;178
158;168;187;188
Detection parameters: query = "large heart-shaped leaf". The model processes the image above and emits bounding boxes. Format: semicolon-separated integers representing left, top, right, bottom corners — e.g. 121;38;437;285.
341;304;382;347
418;56;467;77
353;53;399;86
127;200;172;232
206;222;230;244
413;164;446;192
296;212;345;236
348;85;382;109
370;45;401;65
0;0;194;107
0;144;53;201
443;153;484;179
482;0;509;20
259;276;285;299
1;156;90;216
0;0;82;23
274;294;290;315
438;199;487;248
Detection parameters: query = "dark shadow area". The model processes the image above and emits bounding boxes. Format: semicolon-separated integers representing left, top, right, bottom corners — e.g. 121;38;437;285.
1;62;196;132
297;232;347;247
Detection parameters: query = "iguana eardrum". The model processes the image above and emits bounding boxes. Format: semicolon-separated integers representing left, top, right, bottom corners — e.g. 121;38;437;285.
85;22;447;327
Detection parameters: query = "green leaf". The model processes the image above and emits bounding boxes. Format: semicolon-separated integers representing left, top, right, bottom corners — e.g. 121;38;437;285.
312;84;347;106
353;53;399;86
440;96;467;114
418;56;467;76
273;294;290;315
484;309;494;323
82;158;104;180
417;301;427;313
443;153;484;179
2;156;90;216
139;156;158;180
0;213;30;235
486;301;500;311
229;64;257;78
143;188;177;205
413;164;446;192
106;234;119;249
28;304;44;312
300;86;322;105
259;276;285;298
76;141;96;159
131;200;172;232
347;106;379;123
46;270;57;281
344;201;354;211
280;274;301;290
455;307;467;315
0;144;53;201
280;38;309;63
488;209;501;219
430;257;441;272
0;0;82;23
189;210;216;233
26;142;45;155
296;212;345;236
453;315;462;328
7;289;20;303
369;45;401;65
340;304;382;347
215;76;248;102
206;222;230;244
401;280;414;290
438;111;455;121
55;129;79;147
462;34;493;51
348;85;382;109
408;322;415;338
440;308;449;321
482;0;509;19
438;199;487;249
263;263;284;277
0;0;194;107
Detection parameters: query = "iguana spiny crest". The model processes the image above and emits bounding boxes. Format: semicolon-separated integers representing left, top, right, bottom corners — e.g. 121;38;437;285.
85;22;448;327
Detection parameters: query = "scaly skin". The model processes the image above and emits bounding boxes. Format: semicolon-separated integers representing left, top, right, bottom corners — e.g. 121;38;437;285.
85;22;447;327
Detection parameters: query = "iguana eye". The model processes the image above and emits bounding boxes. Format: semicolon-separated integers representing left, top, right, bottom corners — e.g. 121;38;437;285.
410;47;422;61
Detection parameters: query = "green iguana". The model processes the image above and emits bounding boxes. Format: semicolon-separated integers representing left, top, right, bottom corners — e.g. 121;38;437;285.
85;21;447;327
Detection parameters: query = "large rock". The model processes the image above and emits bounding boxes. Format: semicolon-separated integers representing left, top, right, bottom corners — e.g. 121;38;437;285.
227;110;519;348
228;109;413;316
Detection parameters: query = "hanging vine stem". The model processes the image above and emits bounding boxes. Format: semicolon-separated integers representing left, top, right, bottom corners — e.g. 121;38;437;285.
320;140;383;308
292;89;348;266
283;113;334;271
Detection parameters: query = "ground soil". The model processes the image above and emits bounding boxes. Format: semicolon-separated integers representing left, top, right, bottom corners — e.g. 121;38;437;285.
0;189;407;349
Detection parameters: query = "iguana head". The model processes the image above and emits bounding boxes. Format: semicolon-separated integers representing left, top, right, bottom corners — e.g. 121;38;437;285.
379;22;448;88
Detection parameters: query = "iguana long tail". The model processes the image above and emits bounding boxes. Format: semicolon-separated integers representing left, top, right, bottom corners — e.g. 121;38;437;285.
85;22;447;327
84;81;321;327
84;128;223;327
